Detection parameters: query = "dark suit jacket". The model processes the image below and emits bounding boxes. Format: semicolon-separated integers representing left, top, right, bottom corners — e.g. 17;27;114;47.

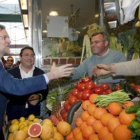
6;66;48;120
0;62;47;135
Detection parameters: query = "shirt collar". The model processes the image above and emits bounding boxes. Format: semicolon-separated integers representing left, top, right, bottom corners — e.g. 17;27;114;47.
97;48;110;58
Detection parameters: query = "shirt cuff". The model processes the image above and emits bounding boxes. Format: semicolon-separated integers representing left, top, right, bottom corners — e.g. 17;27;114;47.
43;74;49;84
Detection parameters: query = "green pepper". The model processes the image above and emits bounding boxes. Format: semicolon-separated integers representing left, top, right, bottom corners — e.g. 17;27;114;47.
132;132;137;138
131;121;140;129
136;110;140;117
125;105;139;113
135;129;140;137
137;116;140;122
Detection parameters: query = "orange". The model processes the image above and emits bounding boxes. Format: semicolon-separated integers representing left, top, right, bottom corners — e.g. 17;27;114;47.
92;120;103;133
74;131;83;140
81;111;90;121
113;125;131;140
57;121;71;136
73;127;81;136
82;125;94;139
86;116;96;126
98;126;109;140
89;94;98;103
100;113;114;126
93;107;107;120
80;122;87;131
122;101;134;108
103;133;114;140
87;104;96;116
107;117;121;132
89;134;99;140
75;117;83;127
82;100;91;111
66;131;74;140
119;109;135;125
107;102;122;116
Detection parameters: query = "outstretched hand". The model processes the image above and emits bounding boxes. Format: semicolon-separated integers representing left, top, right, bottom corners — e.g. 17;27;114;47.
92;64;113;76
47;62;74;80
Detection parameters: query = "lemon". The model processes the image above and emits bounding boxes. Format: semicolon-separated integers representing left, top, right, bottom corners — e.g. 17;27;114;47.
28;114;35;121
11;119;19;125
19;116;25;122
33;118;39;123
9;124;19;132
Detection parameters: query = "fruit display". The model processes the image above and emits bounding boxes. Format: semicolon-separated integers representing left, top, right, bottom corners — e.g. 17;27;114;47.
6;114;72;140
66;93;136;140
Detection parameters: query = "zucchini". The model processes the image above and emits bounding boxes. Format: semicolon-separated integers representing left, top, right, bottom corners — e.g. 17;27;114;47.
67;101;82;124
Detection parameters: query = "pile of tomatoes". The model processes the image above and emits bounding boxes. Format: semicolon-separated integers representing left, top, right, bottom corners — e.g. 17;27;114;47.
60;77;121;121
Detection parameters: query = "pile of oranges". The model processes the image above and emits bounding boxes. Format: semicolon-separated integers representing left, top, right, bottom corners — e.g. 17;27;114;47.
66;94;135;140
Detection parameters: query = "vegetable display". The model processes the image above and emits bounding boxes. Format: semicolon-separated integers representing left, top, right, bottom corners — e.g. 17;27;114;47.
94;90;131;107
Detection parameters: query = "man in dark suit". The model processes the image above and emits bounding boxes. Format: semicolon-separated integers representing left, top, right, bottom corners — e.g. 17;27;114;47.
0;24;73;139
6;46;50;121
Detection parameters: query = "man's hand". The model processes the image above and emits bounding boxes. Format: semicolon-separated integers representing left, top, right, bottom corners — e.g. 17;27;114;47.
28;94;40;105
46;62;74;81
92;64;115;76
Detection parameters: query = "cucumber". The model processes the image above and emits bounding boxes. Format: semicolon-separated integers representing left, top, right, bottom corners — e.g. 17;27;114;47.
67;101;82;124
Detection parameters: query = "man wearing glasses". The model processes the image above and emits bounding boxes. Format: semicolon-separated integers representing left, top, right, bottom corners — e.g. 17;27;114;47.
5;56;14;70
72;24;126;84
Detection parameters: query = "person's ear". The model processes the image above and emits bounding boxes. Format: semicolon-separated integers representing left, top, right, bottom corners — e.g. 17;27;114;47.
104;40;108;47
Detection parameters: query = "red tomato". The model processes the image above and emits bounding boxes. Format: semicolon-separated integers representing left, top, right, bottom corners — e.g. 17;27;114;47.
78;83;86;91
101;83;110;91
85;81;95;90
134;85;140;93
64;101;71;111
81;77;91;83
75;82;82;89
60;108;66;116
115;85;121;91
72;88;79;96
76;91;83;99
62;111;68;121
94;86;104;95
106;89;113;94
129;83;135;88
68;95;77;105
82;90;92;100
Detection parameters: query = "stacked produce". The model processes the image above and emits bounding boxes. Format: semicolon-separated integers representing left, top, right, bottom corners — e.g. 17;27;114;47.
7;114;72;140
66;91;136;140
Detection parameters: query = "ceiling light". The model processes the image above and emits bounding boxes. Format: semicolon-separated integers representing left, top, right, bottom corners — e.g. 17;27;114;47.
49;11;58;16
42;30;47;33
95;14;99;18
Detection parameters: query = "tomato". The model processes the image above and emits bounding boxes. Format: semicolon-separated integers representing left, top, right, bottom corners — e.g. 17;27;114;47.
101;83;110;91
115;85;121;91
85;81;95;90
94;86;104;95
81;77;91;83
106;89;113;94
62;111;68;121
82;90;92;100
134;85;140;93
68;95;77;105
75;82;82;89
60;108;66;116
64;101;71;111
129;83;135;88
78;83;86;91
72;88;79;96
76;91;83;99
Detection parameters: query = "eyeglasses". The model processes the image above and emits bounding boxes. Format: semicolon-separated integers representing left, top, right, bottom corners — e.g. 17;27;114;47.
7;60;13;62
90;40;104;45
22;54;35;58
0;35;10;40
